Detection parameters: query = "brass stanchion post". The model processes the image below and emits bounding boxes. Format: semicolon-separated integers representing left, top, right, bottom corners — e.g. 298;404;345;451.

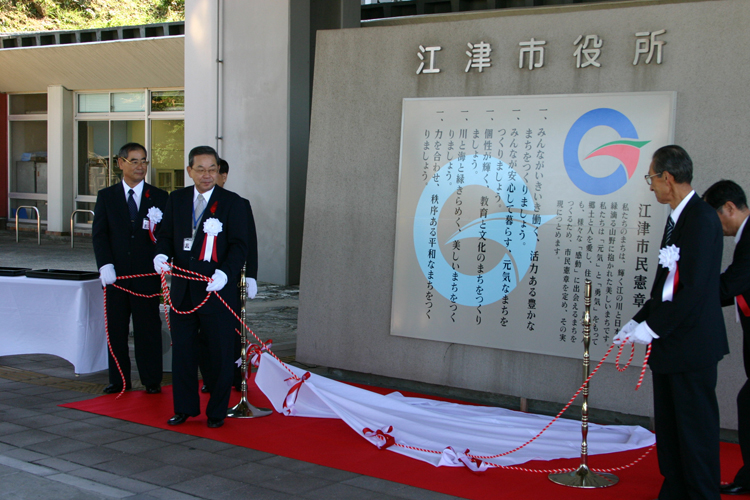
548;278;618;488
227;265;272;419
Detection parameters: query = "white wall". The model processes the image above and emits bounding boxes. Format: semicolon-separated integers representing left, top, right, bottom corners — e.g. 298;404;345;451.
185;0;311;285
46;85;73;234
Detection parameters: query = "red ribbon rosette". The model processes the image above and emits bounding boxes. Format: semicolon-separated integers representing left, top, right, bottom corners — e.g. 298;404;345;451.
146;207;162;243
200;218;222;262
659;245;680;302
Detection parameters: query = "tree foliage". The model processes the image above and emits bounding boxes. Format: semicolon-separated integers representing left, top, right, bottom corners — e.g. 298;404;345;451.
0;0;184;33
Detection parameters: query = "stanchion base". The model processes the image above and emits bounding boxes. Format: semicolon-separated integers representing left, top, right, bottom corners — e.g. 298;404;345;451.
227;398;272;419
548;467;618;488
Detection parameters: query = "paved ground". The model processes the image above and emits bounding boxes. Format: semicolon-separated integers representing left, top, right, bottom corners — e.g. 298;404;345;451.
0;230;460;500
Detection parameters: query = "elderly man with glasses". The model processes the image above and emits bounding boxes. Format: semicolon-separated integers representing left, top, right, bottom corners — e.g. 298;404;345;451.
615;145;728;500
93;142;169;395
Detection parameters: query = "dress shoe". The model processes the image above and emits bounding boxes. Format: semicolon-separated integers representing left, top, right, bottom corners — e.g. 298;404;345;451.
207;418;224;428
103;384;130;394
167;413;189;426
201;384;210;393
145;385;161;394
720;483;750;495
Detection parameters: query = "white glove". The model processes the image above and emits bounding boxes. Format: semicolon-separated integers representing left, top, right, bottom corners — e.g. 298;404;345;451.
153;254;170;274
99;264;116;287
612;319;638;344
206;269;227;292
631;321;659;345
246;277;257;299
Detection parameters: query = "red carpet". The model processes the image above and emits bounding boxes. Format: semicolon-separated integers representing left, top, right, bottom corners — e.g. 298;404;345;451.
62;377;743;500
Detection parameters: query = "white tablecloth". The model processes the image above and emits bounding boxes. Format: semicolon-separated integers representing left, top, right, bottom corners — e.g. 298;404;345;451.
0;275;107;374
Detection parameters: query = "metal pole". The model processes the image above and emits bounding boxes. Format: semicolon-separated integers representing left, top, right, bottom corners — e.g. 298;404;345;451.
549;279;619;488
227;264;272;419
70;210;95;248
15;205;41;245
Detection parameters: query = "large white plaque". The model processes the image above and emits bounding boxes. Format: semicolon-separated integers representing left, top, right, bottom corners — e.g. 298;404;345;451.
391;92;676;361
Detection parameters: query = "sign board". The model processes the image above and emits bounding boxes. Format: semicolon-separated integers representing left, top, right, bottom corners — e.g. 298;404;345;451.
391;92;676;361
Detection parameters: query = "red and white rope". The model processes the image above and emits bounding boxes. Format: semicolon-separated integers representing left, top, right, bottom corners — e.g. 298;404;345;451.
102;268;653;473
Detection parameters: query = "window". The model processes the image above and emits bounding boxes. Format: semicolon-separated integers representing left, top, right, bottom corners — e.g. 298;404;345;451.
76;120;145;196
151;120;185;192
151;91;185;112
73;89;184;229
8;94;48;224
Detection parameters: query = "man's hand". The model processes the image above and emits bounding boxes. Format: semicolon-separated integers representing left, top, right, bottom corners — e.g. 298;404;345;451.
99;264;116;287
613;319;638;344
246;278;257;299
631;322;659;345
206;269;227;292
153;254;170;274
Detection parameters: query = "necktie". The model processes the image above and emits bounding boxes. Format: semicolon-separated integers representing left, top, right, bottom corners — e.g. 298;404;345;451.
664;216;674;246
127;189;138;222
194;194;206;232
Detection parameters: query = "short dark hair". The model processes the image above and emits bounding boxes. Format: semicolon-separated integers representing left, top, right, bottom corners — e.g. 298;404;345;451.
703;179;748;211
219;158;229;175
651;145;693;184
118;143;146;160
188;146;219;167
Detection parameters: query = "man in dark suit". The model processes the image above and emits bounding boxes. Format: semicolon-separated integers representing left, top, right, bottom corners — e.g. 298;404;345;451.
199;158;259;393
614;145;728;500
703;180;750;495
154;146;249;428
92;142;168;394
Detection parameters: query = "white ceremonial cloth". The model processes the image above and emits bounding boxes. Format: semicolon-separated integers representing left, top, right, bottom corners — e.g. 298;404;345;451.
256;353;655;467
0;276;107;374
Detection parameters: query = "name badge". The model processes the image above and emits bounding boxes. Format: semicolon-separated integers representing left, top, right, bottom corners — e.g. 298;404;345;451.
183;238;193;251
142;219;150;230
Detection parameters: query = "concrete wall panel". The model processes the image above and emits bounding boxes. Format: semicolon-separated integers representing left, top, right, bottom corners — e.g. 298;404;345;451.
299;0;750;428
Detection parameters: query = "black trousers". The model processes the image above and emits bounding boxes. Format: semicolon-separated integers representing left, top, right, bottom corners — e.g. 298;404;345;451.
105;286;163;388
170;294;235;421
733;379;750;486
652;365;721;500
197;313;242;392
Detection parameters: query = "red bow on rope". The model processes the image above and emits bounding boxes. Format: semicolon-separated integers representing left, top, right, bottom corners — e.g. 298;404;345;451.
362;426;396;449
282;372;310;415
438;446;489;472
248;340;274;367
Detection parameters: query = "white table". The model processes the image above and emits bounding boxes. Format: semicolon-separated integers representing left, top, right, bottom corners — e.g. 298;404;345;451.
0;275;108;374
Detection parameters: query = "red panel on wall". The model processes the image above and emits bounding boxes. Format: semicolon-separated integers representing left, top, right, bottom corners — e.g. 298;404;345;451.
0;93;7;218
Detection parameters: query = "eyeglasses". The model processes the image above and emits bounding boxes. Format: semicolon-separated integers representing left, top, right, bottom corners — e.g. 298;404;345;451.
191;167;218;176
644;172;662;185
120;158;149;167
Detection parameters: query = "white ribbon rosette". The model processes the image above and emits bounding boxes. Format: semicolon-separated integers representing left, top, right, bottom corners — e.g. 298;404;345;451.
200;217;223;262
659;244;680;302
146;207;163;243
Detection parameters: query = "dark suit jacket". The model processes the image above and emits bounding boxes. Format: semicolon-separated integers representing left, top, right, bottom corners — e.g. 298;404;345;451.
92;182;168;294
243;198;258;281
634;193;729;373
719;219;750;377
155;185;249;313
